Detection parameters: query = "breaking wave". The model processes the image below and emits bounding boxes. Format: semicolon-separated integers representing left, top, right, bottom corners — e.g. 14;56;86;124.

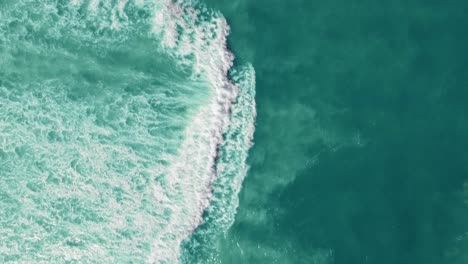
0;0;255;263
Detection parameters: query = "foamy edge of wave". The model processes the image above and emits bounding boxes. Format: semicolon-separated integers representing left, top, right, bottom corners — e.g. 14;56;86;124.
147;1;255;263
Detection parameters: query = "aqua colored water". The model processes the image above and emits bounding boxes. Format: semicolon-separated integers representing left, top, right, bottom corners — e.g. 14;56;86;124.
1;0;468;263
0;0;255;262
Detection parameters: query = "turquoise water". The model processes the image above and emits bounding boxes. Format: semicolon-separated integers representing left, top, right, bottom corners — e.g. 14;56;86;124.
0;0;255;262
2;0;468;263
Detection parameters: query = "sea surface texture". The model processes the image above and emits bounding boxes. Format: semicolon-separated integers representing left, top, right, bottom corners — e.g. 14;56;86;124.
2;0;468;264
0;0;255;263
197;0;468;264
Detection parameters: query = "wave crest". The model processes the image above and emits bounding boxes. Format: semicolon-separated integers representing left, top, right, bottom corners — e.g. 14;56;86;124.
0;1;255;263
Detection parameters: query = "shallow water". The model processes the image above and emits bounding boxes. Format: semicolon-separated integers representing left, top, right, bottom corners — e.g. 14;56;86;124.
0;0;255;262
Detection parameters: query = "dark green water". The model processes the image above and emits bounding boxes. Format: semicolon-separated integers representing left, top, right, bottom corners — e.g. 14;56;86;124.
197;0;468;263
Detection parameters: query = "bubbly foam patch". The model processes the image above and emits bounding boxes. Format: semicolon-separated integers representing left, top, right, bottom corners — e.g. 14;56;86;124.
180;65;256;263
0;0;256;263
146;1;254;262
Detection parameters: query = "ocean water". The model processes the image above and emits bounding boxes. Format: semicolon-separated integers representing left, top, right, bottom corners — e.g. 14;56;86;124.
0;0;255;262
2;0;468;264
192;0;468;264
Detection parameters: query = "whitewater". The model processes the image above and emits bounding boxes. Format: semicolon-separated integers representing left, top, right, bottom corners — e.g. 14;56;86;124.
0;0;256;263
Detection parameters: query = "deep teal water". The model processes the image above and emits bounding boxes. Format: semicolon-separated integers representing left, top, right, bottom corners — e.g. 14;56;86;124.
190;0;468;263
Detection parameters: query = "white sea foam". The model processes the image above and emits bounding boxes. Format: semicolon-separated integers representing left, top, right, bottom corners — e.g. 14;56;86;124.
146;1;256;263
0;0;256;263
89;0;101;13
211;65;256;231
66;0;254;261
